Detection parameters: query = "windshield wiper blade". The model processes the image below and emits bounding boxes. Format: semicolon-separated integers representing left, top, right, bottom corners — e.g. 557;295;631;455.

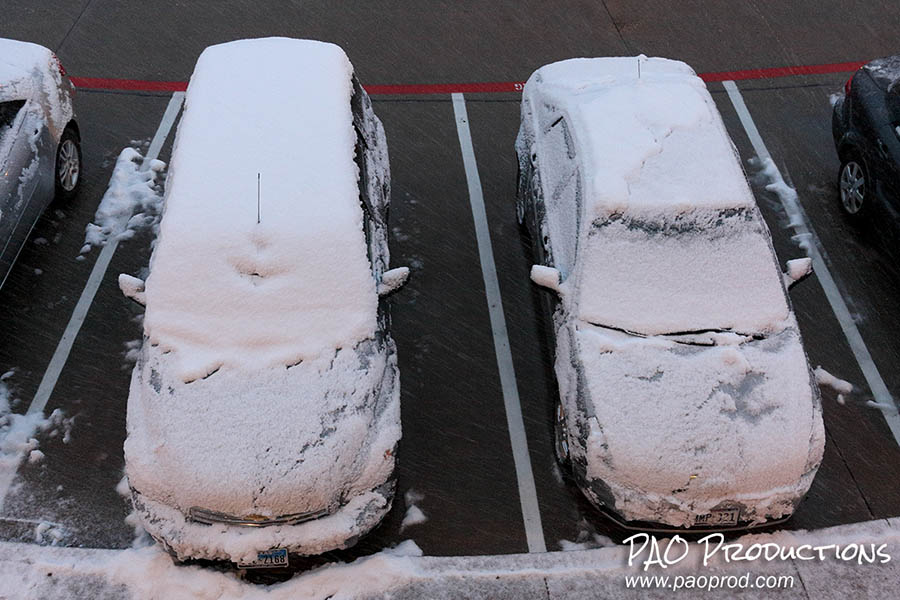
584;322;765;343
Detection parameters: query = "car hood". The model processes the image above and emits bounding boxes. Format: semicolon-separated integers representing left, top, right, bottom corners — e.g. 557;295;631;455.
124;337;400;520
575;321;824;523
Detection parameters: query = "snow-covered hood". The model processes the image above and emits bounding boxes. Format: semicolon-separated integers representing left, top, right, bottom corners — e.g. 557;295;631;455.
576;321;824;524
124;337;400;520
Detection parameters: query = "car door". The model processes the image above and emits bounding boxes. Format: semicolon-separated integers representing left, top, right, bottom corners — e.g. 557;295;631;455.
880;85;900;211
0;99;46;286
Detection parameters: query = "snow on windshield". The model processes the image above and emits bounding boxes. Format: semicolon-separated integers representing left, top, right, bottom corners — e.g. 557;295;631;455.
577;208;790;336
142;39;377;382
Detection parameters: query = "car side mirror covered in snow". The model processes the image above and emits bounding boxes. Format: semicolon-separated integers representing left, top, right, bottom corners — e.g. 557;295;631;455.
531;264;561;294
783;257;813;289
378;267;409;297
118;273;146;306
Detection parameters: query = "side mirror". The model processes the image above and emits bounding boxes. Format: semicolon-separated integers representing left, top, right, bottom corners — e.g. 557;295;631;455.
783;257;813;289
378;267;409;297
530;265;561;293
119;273;146;306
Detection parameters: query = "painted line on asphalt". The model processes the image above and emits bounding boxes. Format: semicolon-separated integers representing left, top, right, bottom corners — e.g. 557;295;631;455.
0;92;185;513
452;93;547;553
723;80;900;446
69;58;867;95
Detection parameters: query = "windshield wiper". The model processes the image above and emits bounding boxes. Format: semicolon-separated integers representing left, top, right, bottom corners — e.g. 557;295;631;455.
584;322;765;346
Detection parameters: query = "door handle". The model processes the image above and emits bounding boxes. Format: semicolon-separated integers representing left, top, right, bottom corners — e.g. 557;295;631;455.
877;137;889;158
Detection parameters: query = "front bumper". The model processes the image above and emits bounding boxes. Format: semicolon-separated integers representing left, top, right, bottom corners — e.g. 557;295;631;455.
131;481;395;564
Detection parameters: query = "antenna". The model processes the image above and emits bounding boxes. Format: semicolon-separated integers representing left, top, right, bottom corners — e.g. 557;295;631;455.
257;172;260;224
637;57;641;79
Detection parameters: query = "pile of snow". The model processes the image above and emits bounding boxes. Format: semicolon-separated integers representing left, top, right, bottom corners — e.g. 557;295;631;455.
400;489;427;532
141;38;376;382
33;521;66;545
79;148;165;254
814;366;853;405
0;372;73;499
0;539;423;600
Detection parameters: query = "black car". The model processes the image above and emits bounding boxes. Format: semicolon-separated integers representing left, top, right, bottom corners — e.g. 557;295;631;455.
832;56;900;220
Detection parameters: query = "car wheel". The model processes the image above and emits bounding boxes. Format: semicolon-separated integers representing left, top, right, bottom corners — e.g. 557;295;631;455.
553;401;571;468
54;126;82;201
838;155;870;218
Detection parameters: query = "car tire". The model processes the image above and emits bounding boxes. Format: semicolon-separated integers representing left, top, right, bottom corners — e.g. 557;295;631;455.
553;401;571;469
838;153;871;218
54;125;82;201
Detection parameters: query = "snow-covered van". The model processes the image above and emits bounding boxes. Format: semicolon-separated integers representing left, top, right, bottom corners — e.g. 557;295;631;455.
516;56;824;530
121;38;408;566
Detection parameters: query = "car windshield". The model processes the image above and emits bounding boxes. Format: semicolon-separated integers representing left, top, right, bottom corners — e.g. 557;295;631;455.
576;208;790;337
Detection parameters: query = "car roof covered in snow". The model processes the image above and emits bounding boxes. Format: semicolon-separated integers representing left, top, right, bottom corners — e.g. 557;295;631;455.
864;55;900;90
522;56;757;222
142;38;377;382
0;38;55;101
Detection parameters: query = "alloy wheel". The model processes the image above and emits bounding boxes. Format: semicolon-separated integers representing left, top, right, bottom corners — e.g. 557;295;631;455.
839;160;865;215
58;139;80;192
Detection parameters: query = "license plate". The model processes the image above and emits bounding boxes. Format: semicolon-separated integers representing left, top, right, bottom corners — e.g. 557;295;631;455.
694;508;740;527
238;548;289;569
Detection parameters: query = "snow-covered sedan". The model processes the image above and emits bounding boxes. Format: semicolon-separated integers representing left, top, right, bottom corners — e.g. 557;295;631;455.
1;38;81;290
516;56;824;530
121;38;408;566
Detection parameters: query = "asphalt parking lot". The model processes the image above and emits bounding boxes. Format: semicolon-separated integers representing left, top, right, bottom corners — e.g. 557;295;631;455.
1;0;899;567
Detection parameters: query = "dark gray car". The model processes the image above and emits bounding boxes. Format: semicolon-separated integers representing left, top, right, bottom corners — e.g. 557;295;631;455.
832;55;900;222
1;38;81;290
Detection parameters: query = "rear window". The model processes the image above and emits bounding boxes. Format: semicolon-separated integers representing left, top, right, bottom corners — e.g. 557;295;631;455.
864;56;900;91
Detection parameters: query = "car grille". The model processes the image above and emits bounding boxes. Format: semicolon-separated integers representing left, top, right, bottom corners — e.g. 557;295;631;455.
188;505;332;527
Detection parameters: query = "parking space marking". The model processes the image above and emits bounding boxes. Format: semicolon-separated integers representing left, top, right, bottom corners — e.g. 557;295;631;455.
0;92;185;513
452;93;547;553
723;80;900;447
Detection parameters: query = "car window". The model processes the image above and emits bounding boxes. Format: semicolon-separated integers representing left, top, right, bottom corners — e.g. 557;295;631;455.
0;100;26;140
350;76;376;270
538;114;580;278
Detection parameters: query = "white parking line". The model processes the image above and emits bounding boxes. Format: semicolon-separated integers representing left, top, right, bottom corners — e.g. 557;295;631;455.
723;80;900;446
0;92;184;513
451;93;547;553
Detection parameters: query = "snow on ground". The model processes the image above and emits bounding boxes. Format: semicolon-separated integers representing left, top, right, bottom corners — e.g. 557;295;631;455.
814;366;854;405
558;534;613;552
79;148;165;254
0;372;73;491
116;474;153;548
399;490;427;532
558;521;614;551
33;521;66;545
1;519;898;599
